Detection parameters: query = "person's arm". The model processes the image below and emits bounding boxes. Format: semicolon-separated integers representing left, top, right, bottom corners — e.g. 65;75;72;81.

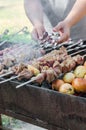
53;0;86;43
24;0;45;39
64;0;86;28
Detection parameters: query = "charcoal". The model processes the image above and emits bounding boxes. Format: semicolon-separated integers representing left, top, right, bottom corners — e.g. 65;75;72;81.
41;81;52;89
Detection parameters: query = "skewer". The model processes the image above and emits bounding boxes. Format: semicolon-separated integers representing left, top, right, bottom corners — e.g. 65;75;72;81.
71;48;86;56
0;75;19;84
67;46;83;53
0;40;8;46
0;27;28;47
0;29;9;39
84;54;86;57
16;78;36;89
0;71;13;78
66;39;83;49
16;73;64;89
67;44;86;54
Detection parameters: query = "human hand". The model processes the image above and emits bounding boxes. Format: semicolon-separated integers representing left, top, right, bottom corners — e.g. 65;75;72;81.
53;20;70;43
31;23;46;40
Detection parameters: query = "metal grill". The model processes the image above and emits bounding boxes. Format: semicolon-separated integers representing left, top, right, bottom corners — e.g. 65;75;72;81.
0;28;86;130
0;28;86;90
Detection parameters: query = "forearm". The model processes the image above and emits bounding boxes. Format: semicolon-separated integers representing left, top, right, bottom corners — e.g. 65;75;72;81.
64;0;86;28
24;0;44;26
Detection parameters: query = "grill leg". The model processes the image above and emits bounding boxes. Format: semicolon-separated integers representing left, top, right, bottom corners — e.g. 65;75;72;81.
0;114;2;130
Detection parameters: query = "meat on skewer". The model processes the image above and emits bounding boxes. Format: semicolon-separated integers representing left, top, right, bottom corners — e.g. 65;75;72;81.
0;44;84;86
15;54;84;85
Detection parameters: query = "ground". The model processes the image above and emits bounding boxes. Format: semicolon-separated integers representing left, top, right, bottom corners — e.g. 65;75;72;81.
2;115;46;130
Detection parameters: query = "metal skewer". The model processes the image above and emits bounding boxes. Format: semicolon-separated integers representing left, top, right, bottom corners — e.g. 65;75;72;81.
16;78;36;89
71;48;86;56
0;29;9;39
0;75;19;84
0;71;13;78
67;42;86;54
0;27;28;47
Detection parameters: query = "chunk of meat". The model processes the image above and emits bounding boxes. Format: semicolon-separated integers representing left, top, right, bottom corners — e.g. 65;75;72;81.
18;68;33;80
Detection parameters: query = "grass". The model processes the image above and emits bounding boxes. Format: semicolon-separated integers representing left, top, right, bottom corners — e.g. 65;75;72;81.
0;0;33;43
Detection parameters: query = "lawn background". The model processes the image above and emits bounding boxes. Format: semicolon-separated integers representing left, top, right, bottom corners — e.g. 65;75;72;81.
0;0;33;43
0;0;32;32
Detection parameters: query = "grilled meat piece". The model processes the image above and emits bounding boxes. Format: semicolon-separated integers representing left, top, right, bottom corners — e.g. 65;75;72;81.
3;58;14;68
45;68;56;83
53;67;62;77
61;58;76;73
31;73;46;84
37;46;68;62
12;63;27;74
0;63;4;71
18;68;33;80
73;55;84;65
0;69;8;75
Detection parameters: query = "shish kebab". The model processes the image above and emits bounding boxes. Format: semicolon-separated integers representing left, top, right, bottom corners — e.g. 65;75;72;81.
0;46;84;88
0;29;85;76
0;32;85;86
0;34;85;76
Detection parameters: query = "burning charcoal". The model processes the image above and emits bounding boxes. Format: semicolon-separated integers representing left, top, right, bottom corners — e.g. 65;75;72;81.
41;81;52;89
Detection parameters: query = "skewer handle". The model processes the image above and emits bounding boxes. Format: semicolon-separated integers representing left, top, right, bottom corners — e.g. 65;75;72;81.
16;78;35;89
0;71;13;78
0;75;19;84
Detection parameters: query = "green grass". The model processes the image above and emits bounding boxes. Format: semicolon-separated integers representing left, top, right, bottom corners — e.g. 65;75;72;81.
0;0;33;43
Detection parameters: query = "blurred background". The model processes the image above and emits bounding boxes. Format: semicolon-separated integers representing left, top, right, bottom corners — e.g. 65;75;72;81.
0;0;32;32
0;0;33;44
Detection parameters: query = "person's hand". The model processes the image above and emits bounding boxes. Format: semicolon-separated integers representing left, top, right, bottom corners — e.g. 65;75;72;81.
53;20;70;43
31;23;46;40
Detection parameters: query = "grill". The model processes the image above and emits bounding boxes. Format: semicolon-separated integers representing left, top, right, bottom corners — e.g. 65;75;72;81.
0;28;86;130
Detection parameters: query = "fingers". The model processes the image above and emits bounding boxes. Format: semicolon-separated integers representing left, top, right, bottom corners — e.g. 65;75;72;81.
31;25;46;40
58;31;70;43
53;22;70;43
53;22;63;32
31;28;38;40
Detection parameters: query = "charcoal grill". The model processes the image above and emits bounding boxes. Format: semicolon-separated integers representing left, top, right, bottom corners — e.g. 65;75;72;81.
0;29;86;130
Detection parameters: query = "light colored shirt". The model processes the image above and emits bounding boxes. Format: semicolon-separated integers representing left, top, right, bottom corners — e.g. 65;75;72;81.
41;0;86;41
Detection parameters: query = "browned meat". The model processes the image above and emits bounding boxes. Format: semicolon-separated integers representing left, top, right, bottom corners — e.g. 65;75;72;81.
0;69;8;75
45;68;56;83
12;63;27;74
31;73;46;84
18;68;33;80
37;46;68;62
53;67;62;76
61;58;76;73
73;55;84;65
53;61;60;68
31;60;40;69
0;63;4;71
3;58;16;68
